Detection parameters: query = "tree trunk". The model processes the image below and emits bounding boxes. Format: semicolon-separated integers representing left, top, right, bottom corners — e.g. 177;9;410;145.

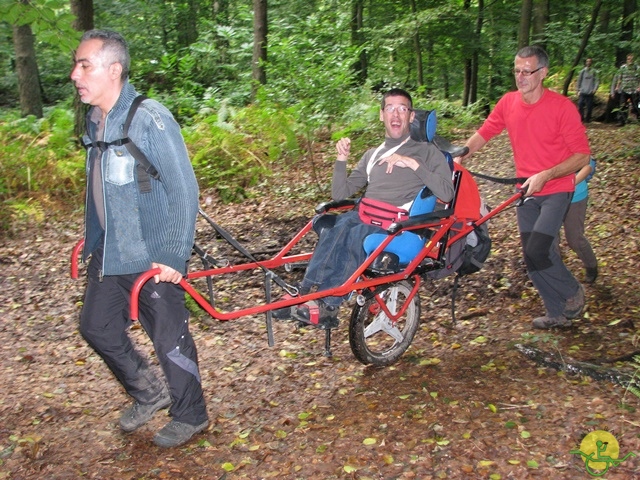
562;0;603;96
617;0;636;66
517;0;533;49
470;0;484;105
177;0;198;47
71;0;94;138
531;0;548;48
350;0;367;85
409;0;423;87
251;0;267;99
12;11;42;118
463;58;471;106
462;0;471;106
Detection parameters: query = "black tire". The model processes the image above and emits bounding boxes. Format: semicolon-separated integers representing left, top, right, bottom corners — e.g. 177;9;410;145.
349;280;421;366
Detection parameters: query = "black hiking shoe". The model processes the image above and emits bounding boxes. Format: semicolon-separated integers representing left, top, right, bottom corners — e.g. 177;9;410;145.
272;305;293;320
153;419;209;448
272;293;303;320
584;267;598;284
120;392;172;433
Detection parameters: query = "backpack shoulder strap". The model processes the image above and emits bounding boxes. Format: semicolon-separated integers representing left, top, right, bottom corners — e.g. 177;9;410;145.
123;95;146;136
123;95;160;193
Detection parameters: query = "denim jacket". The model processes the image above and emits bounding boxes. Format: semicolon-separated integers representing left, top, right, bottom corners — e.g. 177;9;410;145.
82;82;199;276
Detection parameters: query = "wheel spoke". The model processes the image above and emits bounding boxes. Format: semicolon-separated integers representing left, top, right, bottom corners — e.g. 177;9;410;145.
362;313;403;343
362;288;404;343
383;324;404;343
363;313;386;337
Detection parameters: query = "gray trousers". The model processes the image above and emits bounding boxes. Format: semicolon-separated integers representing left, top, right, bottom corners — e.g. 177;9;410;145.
563;197;597;270
80;248;208;426
517;193;581;317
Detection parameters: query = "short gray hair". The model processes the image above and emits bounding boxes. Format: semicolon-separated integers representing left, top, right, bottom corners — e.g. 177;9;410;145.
80;29;130;81
516;45;549;68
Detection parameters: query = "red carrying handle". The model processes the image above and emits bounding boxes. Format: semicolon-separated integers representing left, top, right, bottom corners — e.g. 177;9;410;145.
129;268;162;321
70;239;85;279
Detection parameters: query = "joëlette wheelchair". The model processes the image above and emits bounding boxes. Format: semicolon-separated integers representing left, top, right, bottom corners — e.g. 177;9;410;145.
71;114;524;367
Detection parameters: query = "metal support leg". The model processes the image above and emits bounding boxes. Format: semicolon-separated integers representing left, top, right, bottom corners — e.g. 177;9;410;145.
264;272;275;347
324;329;332;357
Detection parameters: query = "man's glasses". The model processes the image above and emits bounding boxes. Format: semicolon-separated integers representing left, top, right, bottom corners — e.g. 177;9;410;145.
383;105;412;113
512;67;543;77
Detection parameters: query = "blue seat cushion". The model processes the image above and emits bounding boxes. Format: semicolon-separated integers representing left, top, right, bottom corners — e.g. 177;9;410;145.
363;231;426;266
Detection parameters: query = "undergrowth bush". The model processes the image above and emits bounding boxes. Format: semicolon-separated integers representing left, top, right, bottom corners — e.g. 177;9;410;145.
0;107;84;232
185;97;300;203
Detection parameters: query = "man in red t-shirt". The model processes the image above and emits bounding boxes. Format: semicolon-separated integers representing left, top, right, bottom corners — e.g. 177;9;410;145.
456;45;591;329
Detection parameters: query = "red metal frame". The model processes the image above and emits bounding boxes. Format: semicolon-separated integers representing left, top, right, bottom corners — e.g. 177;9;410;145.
70;190;523;326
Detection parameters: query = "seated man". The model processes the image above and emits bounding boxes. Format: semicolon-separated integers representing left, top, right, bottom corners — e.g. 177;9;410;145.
275;88;454;327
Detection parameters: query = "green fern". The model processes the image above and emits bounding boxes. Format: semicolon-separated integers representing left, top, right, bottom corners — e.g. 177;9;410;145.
626;355;640;399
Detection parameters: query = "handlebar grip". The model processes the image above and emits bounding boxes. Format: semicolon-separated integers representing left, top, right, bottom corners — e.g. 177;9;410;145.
452;146;469;158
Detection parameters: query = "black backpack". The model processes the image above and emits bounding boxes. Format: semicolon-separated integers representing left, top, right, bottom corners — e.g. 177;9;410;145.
457;217;492;277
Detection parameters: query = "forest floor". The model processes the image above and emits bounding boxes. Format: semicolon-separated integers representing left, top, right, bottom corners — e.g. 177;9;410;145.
1;119;640;480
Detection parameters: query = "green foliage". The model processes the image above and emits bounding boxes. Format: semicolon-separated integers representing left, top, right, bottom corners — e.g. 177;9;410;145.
2;0;639;223
184;96;300;203
0;0;79;106
0;107;83;199
3;197;45;228
263;8;361;131
419;98;486;134
0;106;84;230
0;0;80;51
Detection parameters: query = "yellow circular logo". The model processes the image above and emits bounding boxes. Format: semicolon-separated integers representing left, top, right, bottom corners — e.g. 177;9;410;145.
579;430;620;472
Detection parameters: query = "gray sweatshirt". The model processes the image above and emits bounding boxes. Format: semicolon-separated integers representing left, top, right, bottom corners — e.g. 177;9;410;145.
577;67;599;95
332;134;454;208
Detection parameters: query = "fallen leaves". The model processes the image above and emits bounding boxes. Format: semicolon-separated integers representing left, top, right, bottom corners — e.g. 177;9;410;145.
1;125;639;479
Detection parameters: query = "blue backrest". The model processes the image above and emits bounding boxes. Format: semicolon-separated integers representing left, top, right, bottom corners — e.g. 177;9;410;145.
408;187;437;217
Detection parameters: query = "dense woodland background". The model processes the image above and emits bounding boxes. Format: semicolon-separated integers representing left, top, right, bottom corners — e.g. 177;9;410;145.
1;0;639;230
2;2;640;477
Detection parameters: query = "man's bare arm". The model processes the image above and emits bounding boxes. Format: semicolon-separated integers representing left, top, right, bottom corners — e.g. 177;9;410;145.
522;153;590;196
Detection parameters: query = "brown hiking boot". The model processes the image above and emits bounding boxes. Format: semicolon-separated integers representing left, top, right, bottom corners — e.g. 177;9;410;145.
532;315;572;329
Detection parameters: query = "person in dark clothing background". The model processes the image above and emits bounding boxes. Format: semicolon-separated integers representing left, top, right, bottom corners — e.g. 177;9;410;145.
576;58;599;123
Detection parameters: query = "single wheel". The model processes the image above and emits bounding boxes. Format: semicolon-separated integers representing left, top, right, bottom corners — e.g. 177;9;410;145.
349;279;421;366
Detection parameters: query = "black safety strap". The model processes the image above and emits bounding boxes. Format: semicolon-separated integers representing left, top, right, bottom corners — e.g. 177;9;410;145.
197;208;299;296
468;170;527;185
122;95;159;193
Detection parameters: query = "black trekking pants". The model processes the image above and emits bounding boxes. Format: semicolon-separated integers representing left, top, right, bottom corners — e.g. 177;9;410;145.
79;248;208;426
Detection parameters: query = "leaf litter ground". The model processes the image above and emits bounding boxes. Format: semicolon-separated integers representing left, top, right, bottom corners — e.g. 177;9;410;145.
1;122;640;479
